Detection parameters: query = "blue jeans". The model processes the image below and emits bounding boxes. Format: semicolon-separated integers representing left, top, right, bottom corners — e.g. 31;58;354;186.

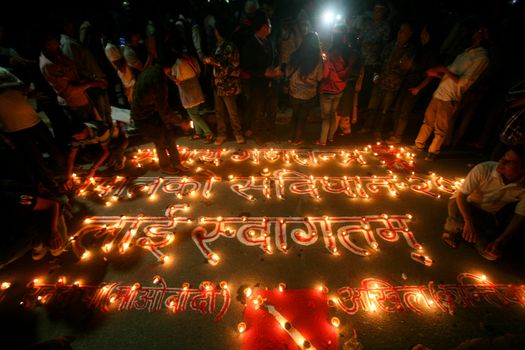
319;92;343;144
364;87;398;133
186;105;212;136
289;96;314;142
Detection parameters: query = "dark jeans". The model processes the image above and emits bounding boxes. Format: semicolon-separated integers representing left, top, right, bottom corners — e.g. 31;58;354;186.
214;92;242;137
134;116;181;168
289;96;314;142
359;64;381;110
245;78;277;139
364;86;398;133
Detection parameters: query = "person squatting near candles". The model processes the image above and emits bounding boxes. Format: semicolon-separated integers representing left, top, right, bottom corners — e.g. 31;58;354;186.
64;119;129;189
441;145;525;260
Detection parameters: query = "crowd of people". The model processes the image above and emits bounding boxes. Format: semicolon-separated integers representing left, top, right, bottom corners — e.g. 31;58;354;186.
1;0;524;266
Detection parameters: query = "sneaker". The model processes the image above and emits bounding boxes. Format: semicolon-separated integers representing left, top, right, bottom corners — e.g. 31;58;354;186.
425;152;438;161
386;136;401;145
160;167;180;175
32;243;48;261
114;156;126;171
235;135;246;144
214;136;227;146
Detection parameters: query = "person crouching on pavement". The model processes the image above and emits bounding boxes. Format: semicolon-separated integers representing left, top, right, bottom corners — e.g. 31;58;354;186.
442;145;525;260
64;120;128;189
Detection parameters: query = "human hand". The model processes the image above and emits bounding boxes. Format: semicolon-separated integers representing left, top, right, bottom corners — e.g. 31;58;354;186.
426;68;440;78
63;178;75;191
203;57;216;65
92;79;108;89
485;241;501;255
264;67;282;78
409;87;420;96
462;221;478;243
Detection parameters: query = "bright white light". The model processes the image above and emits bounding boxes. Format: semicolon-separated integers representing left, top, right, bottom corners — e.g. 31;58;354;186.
322;10;335;25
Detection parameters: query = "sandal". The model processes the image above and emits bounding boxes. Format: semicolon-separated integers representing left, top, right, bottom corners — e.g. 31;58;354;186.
49;232;67;256
204;134;215;144
192;134;203;140
441;232;458;249
313;140;326;146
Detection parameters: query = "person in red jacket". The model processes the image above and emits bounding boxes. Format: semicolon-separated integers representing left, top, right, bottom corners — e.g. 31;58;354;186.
316;45;352;146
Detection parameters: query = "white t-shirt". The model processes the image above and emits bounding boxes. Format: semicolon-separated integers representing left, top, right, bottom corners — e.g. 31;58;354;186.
456;161;525;216
433;46;489;102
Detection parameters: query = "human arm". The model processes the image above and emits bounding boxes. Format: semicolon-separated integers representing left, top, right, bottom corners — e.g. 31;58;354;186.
85;143;110;179
409;76;434;95
64;147;79;190
456;192;479;243
426;66;459;83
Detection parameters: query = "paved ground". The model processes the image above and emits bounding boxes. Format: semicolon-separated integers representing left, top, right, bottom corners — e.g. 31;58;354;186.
1;111;524;350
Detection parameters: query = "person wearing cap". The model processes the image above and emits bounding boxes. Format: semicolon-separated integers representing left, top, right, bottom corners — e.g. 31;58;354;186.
104;41;136;104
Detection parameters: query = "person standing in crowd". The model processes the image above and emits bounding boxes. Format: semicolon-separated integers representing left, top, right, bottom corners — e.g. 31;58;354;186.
131;63;191;175
413;24;489;161
104;38;136;105
203;19;245;146
286;32;323;146
316;43;353;146
60;17;113;126
358;21;416;141
165;50;215;144
332;27;363;139
39;28;106;125
241;9;281;145
0;67;65;194
351;1;390;109
386;24;441;145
